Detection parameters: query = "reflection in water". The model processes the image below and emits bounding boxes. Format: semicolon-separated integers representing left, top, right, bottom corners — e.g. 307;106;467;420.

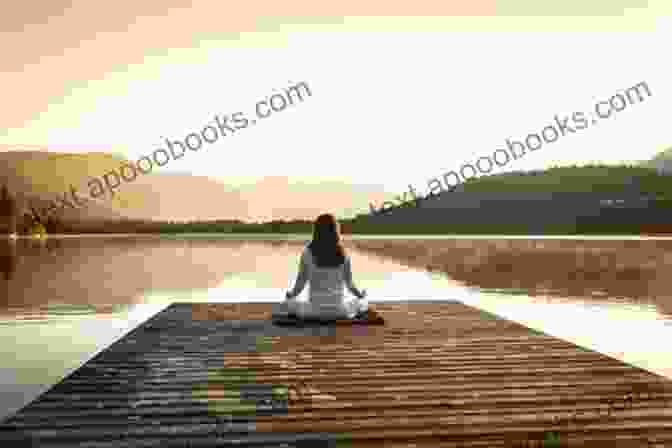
0;237;65;281
3;234;670;325
0;238;17;281
0;236;251;318
349;238;672;315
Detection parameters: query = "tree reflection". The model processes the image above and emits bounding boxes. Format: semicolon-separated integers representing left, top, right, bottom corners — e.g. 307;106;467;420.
0;237;17;281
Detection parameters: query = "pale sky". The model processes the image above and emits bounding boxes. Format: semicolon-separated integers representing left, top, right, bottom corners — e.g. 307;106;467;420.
2;0;672;195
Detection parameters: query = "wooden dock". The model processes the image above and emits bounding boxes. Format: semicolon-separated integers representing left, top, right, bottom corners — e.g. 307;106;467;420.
1;301;672;447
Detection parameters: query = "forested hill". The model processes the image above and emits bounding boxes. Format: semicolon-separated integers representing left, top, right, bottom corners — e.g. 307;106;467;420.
455;163;671;197
453;144;672;196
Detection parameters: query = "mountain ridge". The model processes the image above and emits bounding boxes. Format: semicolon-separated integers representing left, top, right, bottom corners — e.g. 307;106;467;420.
0;150;390;222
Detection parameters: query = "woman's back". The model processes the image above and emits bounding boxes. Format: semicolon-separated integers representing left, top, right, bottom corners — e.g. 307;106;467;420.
303;247;348;305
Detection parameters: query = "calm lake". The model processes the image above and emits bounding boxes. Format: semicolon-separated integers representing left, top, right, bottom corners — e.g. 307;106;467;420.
1;234;671;421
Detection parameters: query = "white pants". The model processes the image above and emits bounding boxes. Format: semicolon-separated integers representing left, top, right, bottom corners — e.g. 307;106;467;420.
273;297;369;320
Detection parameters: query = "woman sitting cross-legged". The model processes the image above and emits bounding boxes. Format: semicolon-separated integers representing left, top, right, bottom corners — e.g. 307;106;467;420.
273;213;370;321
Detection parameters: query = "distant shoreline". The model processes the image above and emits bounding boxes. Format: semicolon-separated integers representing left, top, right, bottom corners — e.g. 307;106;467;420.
3;233;672;240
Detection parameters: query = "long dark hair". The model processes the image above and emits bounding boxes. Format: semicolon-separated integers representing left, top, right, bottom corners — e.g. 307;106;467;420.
307;213;346;268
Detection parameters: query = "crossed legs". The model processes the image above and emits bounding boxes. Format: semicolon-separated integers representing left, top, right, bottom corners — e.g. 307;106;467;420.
273;297;369;320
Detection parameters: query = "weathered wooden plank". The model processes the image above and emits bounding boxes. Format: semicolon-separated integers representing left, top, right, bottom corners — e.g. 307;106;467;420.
1;301;671;447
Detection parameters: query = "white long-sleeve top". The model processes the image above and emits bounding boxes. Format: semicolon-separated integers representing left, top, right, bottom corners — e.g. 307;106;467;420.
287;245;363;306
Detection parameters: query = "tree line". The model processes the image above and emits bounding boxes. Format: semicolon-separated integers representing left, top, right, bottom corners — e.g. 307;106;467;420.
3;161;672;235
0;185;65;235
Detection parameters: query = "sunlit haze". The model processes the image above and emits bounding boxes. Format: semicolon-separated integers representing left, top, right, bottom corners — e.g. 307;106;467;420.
2;1;672;218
